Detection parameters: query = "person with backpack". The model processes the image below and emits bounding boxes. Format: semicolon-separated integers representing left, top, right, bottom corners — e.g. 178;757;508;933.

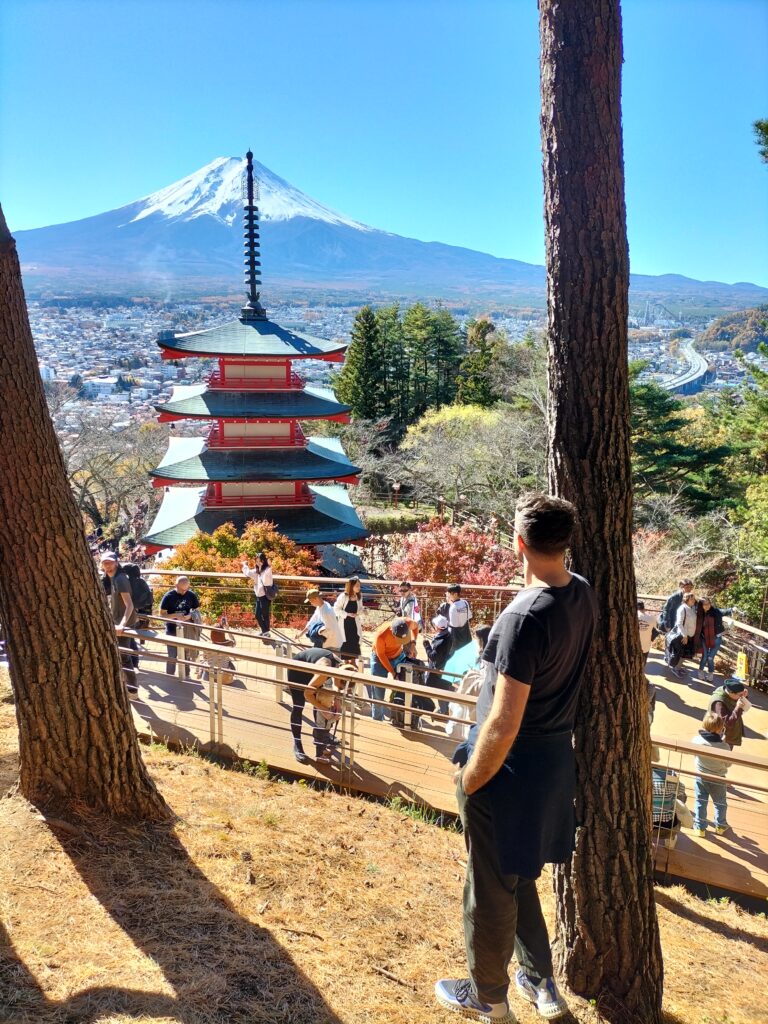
297;589;344;651
423;613;454;717
99;551;139;698
159;576;200;678
665;592;698;678
709;679;751;747
444;583;473;651
242;552;276;636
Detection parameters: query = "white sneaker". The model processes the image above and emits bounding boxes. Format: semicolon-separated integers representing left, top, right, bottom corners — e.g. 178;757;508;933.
435;979;515;1022
514;971;569;1020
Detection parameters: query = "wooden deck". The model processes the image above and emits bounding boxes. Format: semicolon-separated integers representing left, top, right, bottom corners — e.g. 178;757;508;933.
130;636;768;901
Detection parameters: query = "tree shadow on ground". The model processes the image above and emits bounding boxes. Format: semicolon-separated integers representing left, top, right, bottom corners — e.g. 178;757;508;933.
655;888;768;955
1;813;343;1024
652;684;705;724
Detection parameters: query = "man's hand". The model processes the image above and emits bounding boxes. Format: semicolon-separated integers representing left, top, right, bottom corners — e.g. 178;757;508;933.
115;625;125;636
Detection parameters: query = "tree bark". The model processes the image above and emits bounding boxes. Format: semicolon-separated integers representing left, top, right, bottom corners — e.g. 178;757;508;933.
0;205;168;821
538;2;663;1021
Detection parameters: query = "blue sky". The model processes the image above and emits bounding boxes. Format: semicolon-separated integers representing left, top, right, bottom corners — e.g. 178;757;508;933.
1;0;766;284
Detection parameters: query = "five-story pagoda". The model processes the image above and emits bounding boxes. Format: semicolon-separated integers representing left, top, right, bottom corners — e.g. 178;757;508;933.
143;151;367;555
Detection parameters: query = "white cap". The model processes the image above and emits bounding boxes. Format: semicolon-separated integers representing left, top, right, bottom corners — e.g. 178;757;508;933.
432;614;449;630
100;551;118;563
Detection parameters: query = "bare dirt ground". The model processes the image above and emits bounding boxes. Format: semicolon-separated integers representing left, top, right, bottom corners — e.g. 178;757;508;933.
0;667;766;1024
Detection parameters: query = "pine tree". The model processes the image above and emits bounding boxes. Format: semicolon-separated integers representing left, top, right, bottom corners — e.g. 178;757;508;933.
430;307;465;407
375;303;411;434
456;318;501;407
333;305;383;420
402;302;435;420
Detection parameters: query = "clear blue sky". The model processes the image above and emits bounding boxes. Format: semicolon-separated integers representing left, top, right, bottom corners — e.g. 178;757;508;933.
1;0;766;284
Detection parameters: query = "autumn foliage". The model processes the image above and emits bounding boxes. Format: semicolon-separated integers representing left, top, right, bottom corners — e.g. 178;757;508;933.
154;521;320;626
387;518;520;586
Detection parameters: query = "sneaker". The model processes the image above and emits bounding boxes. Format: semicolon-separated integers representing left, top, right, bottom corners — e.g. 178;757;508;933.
515;971;569;1020
434;979;514;1022
293;747;310;765
693;828;706;838
715;825;729;835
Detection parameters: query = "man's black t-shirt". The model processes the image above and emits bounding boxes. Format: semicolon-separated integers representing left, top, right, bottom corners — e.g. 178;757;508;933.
483;573;597;736
160;588;200;636
287;647;341;685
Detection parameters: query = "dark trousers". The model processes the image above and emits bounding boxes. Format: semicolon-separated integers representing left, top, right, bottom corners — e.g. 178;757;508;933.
458;780;553;1004
666;633;685;668
289;687;331;755
120;637;138;687
255;596;271;633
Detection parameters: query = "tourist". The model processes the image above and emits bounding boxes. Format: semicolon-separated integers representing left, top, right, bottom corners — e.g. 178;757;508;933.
159;576;200;678
297;589;344;651
637;600;656;665
446;624;493;741
397;581;421;625
660;578;694;632
436;492;596;1023
242;552;274;636
99;551;139;698
709;678;751;747
285;646;343;764
423;613;454;716
696;597;733;681
368;617;419;722
691;711;732;837
334;577;363;660
444;583;473;651
201;613;237;685
665;592;697;678
651;746;690;849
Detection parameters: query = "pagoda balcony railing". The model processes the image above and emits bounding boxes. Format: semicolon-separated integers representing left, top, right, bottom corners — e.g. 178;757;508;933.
208;369;304;390
203;491;313;510
206;425;306;449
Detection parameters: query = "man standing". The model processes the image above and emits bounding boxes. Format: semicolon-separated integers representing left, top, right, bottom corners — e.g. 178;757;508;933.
444;583;473;651
159;576;200;678
100;552;139;698
660;579;693;632
435;493;597;1023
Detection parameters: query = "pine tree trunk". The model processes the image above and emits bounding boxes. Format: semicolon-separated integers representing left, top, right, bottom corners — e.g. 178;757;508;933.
538;3;664;1020
0;206;168;821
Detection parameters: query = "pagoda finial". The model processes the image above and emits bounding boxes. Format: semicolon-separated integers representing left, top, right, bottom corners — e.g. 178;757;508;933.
240;150;267;321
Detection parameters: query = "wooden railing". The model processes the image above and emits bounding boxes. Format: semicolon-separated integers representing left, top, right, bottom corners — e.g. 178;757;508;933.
206;425;306;449
208;369;304;390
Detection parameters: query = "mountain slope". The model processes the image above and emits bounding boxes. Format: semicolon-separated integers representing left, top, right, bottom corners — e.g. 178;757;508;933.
13;156;768;309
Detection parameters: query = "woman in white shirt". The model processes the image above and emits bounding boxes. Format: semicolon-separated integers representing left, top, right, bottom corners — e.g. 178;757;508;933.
666;592;697;677
334;576;363;659
242;552;274;636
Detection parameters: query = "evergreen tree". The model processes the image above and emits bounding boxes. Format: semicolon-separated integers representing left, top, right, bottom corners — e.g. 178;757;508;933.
375;303;410;432
333;305;383;420
402;302;434;420
430;307;465;407
456;318;501;407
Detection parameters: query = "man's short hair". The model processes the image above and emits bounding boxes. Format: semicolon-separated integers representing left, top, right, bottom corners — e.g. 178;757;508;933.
514;492;576;556
399;581;411;589
637;601;645;611
446;583;461;594
703;711;724;733
475;624;492;648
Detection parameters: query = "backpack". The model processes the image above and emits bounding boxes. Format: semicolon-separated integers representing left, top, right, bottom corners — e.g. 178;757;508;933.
103;563;154;614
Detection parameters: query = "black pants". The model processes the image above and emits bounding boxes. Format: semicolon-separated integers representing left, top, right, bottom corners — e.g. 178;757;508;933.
458;780;553;1004
666;633;685;668
120;637;138;687
289;687;332;754
255;596;271;633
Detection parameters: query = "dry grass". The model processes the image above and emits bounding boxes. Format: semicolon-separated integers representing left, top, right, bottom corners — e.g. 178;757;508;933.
0;666;766;1024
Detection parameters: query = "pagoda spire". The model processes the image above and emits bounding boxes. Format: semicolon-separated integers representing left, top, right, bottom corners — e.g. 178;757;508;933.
241;150;267;321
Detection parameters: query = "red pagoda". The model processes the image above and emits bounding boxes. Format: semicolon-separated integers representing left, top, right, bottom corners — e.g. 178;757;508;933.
143;151;367;557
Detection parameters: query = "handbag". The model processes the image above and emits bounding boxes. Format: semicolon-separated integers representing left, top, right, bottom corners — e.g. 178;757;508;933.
265;582;279;600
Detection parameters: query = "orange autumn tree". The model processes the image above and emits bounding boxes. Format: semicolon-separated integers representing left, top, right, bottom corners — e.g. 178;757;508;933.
156;521;320;626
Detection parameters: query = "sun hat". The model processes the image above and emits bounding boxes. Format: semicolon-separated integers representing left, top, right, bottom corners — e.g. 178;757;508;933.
304;588;321;603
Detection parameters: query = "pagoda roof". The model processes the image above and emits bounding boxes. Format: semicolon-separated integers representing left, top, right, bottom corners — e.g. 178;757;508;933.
143;485;368;549
157;318;347;360
151;436;360;483
157;383;350;421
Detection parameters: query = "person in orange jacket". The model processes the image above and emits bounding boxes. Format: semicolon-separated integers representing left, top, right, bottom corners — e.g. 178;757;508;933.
367;616;419;721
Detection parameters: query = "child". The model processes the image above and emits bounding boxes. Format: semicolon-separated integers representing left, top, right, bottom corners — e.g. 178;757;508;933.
691;710;732;837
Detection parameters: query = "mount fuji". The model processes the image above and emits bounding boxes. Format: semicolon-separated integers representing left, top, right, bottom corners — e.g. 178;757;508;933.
13;156;768;309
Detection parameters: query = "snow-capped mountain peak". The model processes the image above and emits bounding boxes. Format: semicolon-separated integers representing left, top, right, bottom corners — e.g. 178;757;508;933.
130;156;370;230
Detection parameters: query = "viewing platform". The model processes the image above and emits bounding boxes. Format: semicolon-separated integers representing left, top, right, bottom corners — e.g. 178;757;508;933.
127;587;768;904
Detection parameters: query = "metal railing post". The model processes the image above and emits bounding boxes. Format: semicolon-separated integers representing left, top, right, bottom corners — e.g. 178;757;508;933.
274;641;287;702
215;665;224;746
207;662;216;745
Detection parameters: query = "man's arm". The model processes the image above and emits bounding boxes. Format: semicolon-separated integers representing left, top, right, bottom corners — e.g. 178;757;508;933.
304;663;333;709
116;582;135;633
461;672;531;795
373;633;395;676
